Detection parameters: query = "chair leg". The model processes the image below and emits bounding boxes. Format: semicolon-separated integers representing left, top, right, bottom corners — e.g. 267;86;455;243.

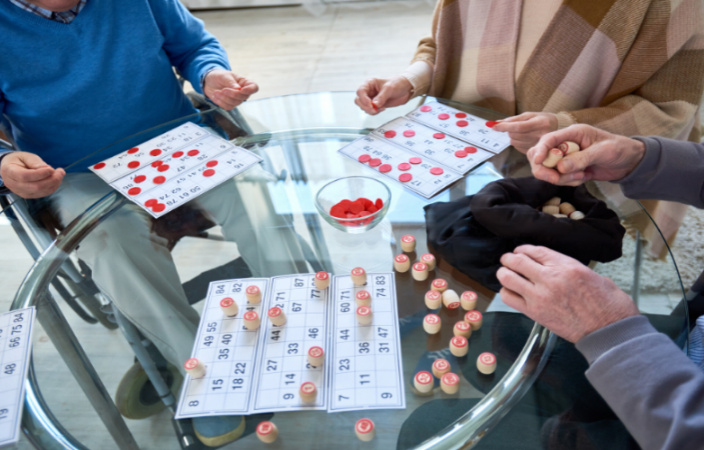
633;230;643;306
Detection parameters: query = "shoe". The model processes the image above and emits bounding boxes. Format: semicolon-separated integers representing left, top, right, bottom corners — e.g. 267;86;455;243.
116;361;183;420
193;415;246;447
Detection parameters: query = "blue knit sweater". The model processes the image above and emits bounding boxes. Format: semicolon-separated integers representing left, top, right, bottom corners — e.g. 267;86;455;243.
0;0;230;170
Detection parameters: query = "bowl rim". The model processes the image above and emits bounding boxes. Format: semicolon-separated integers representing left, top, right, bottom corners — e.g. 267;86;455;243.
314;175;392;224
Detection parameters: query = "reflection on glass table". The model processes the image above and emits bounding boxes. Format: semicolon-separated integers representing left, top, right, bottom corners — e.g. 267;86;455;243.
1;92;686;450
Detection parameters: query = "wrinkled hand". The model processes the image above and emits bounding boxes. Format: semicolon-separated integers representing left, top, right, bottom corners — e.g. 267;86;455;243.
354;76;413;115
0;152;65;199
527;124;645;186
203;70;259;110
497;245;639;343
491;112;558;153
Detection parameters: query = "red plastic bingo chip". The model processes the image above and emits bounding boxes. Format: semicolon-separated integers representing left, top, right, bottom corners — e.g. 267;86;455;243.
433;132;446;139
454;150;468;158
153;176;166;184
465;310;482;322
157;164;170;172
438;113;450;120
315;271;329;280
369;158;382;167
172;151;184;158
433;359;449;372
384;130;397;138
452;336;468;347
442;372;459;385
184;358;200;370
430;167;444;175
358;154;372;163
93;162;106;170
244;310;258;321
257;421;274;436
246;285;260;295
465;146;478;154
455;112;467;118
379;164;392;173
206;160;218;168
153;203;166;213
424;314;440;325
150;149;162;157
220;297;234;308
432;279;447;290
356;418;374;434
128;161;140;169
127;147;139;154
395;254;409;263
203;169;215;177
415;371;433;385
268;306;283;317
301;381;316;394
187;149;199;157
480;352;496;365
356;290;370;301
145;199;157;208
485;121;498;128
151;160;163;168
403;130;415;138
134;175;146;183
398;162;411;171
426;290;441;301
127;187;141;196
399;173;412;182
409;157;422;164
420;105;432;112
309;346;323;358
456;120;468;127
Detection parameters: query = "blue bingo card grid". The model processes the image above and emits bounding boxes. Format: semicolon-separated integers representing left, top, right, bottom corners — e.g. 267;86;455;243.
329;273;405;412
0;307;36;449
175;278;269;419
250;274;330;412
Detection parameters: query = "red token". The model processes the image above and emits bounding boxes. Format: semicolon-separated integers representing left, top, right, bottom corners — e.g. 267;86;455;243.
358;154;372;163
315;272;328;281
356;290;370;300
379;164;392;173
465;311;482;322
384;130;397;138
309;346;324;357
409;157;422;164
433;132;446;139
430;167;444;175
415;371;433;385
438;113;450;120
187;149;199;157
402;235;415;243
456;120;468;127
413;262;427;272
153;176;166;184
465;146;478;154
330;205;346;218
184;358;200;370
375;198;383;209
455;150;468;158
455;112;467;118
398;162;411;171
127;147;139;154
351;267;365;276
257;421;274;435
426;290;441;300
220;297;234;307
442;372;460;385
433;359;449;371
462;291;477;302
172;151;184;158
157;164;169;172
145;199;157;207
93;162;106;170
246;285;260;295
244;311;258;321
339;199;352;211
480;352;496;365
425;314;440;324
151;160;163;168
369;158;382;167
152;203;166;213
206;160;218;167
349;201;364;214
403;130;415;138
432;279;447;289
301;381;316;394
127;187;141;196
420;105;432;112
395;254;409;262
203;169;215;177
268;306;282;317
357;306;371;316
356;419;374;434
455;321;470;331
134;175;146;183
452;336;468;347
485;121;498;128
128;161;140;169
399;173;412;182
150;149;162;157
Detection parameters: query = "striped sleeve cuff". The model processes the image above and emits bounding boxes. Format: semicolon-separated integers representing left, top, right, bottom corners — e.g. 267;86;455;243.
401;61;433;99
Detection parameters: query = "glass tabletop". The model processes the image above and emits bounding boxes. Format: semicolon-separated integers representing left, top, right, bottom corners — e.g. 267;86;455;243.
3;92;686;450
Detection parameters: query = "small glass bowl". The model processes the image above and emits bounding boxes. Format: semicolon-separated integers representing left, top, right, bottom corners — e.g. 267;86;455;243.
315;176;391;233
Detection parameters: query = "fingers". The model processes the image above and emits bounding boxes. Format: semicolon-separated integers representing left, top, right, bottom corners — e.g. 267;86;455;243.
372;82;394;110
499;287;528;313
555;146;600;174
531;163;590;186
9;168;64;199
5;156;54;183
500;252;543;281
513;245;574;266
494;116;541;134
496;266;536;300
355;80;379;115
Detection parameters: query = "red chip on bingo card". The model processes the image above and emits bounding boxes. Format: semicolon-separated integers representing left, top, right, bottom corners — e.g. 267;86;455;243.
127;187;141;196
455;150;468;158
369;158;382;167
128;161;140;169
151;160;163;168
455;112;467;118
93;162;106;169
184;358;199;370
127;147;139;154
134;175;146;183
442;372;459;385
244;310;258;321
152;203;166;213
145;199;157;207
409;157;422;164
415;371;432;385
356;290;370;300
315;271;329;280
403;130;415;138
379;164;392;173
395;254;409;262
309;346;323;357
430;167;444;175
258;421;274;435
203;169;215;177
433;359;449;371
426;290;441;300
150;149;162;157
480;352;496;365
438;113;450;120
358;154;371;163
187;149;199;157
425;314;440;324
153;176;166;184
268;306;282;317
456;120;468;127
206;160;218;167
398;162;411;171
356;419;374;434
420;105;432;112
172;151;184;158
485;121;498;128
399;173;412;182
452;336;467;347
247;285;260;295
465;146;478;154
157;164;169;172
466;311;482;322
433;132;445;139
220;297;234;307
384;130;397;138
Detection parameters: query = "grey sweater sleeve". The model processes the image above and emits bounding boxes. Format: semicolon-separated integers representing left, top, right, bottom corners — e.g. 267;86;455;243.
617;136;704;208
576;316;704;450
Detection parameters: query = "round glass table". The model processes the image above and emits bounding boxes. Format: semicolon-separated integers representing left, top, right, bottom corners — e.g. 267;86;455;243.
1;92;686;450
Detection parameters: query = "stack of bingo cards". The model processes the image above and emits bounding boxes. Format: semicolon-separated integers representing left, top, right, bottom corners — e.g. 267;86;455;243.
89;122;262;218
338;101;510;198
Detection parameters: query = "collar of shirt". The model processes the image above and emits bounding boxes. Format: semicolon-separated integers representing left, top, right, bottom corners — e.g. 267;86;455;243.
6;0;86;24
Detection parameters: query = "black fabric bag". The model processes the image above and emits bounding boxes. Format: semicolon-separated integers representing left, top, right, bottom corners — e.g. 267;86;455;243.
424;178;625;292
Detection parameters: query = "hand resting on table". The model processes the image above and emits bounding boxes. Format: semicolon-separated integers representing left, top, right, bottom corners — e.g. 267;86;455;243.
0;151;65;199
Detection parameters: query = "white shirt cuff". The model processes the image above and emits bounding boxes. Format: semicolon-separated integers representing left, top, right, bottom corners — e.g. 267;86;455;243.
401;61;434;98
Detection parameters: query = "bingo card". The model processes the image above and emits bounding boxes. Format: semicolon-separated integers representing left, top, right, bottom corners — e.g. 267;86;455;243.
0;307;36;449
89;122;262;219
329;273;405;412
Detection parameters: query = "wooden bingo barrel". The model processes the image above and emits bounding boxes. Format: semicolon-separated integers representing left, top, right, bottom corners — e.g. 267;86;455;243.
268;306;286;326
431;278;448;293
256;421;278;443
432;358;451;378
442;289;460;309
355;418;376;441
423;314;441;334
356;305;372;325
394;254;411;272
453;320;472;338
460;291;477;311
465;310;483;330
414;370;434;394
450;336;468;357
400;234;416;252
420;253;436;270
425;290;442;309
441;372;460;394
243;310;260;330
184;358;206;378
220;297;238;317
477;352;497;374
351;267;367;285
314;271;330;290
355;290;372;307
245;285;261;303
412;262;428;281
307;346;324;367
300;381;317;402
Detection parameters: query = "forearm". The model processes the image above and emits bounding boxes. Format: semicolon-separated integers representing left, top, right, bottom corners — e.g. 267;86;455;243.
577;316;704;450
616;136;704;208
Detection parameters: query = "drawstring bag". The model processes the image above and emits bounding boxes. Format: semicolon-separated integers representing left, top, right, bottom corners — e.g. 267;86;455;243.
424;178;625;292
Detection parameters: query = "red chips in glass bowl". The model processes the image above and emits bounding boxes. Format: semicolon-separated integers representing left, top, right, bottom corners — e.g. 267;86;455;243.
315;176;391;233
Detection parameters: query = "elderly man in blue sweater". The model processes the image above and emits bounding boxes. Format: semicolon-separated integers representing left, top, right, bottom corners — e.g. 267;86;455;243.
0;0;282;446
